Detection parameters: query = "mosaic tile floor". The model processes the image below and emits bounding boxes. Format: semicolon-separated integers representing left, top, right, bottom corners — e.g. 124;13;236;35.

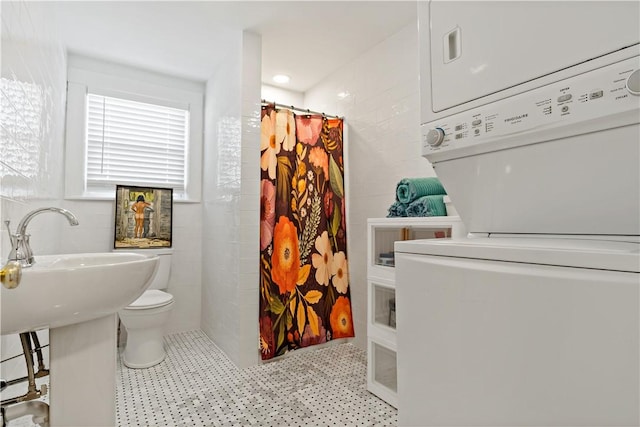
116;330;397;426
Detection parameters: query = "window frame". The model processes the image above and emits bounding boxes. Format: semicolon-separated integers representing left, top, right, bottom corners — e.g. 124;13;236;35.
64;56;204;202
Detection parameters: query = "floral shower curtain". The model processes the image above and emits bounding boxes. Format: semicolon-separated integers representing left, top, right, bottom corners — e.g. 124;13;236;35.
259;104;354;360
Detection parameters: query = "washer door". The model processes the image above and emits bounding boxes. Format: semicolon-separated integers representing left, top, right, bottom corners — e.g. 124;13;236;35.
396;252;639;426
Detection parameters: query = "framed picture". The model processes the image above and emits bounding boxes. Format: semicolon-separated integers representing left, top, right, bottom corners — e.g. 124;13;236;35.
114;185;173;249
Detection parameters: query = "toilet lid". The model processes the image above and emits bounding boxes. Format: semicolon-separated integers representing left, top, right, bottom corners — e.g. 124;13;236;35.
126;290;174;310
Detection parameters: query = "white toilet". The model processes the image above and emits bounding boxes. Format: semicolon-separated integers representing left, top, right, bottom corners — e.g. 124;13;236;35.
118;248;175;368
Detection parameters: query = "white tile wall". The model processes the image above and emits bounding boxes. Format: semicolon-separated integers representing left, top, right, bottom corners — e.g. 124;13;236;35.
202;32;242;363
304;20;436;351
0;3;203;399
237;32;261;368
1;0;66;391
0;2;65;205
260;84;304;107
201;31;261;369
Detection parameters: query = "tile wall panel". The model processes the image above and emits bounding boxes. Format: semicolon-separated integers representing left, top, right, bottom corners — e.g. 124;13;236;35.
0;0;66;394
0;1;65;205
237;31;261;368
201;32;243;364
201;31;261;369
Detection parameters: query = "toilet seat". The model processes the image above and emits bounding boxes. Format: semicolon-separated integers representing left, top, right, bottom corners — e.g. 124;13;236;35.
125;290;174;310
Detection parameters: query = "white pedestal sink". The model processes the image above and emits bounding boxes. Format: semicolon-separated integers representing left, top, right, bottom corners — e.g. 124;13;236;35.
1;252;159;426
1;252;159;335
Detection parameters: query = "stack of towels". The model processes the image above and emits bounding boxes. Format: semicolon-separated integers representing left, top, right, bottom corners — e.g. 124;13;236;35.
387;177;447;217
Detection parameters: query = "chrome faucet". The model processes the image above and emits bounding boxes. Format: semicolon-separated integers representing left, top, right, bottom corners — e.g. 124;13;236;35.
5;207;79;268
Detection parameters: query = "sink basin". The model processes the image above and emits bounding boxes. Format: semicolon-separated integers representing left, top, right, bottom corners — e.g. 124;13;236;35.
1;252;158;335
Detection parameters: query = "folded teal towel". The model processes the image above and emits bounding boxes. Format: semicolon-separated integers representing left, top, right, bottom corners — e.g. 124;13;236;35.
387;201;408;218
406;195;447;217
396;177;446;204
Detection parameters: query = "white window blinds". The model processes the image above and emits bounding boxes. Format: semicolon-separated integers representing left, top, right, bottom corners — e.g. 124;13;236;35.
86;93;189;191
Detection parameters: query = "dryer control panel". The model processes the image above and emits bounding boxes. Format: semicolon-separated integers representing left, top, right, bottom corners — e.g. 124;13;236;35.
422;55;640;164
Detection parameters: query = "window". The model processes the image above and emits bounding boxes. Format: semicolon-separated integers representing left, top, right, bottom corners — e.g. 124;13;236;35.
86;94;189;191
65;55;203;202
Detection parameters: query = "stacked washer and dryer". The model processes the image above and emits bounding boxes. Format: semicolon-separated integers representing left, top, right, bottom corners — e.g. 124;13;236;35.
395;2;640;426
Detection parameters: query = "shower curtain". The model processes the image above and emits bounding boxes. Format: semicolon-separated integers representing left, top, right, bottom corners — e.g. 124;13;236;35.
259;104;354;360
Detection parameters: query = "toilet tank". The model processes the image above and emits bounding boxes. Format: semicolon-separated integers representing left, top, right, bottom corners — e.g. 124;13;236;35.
115;248;173;290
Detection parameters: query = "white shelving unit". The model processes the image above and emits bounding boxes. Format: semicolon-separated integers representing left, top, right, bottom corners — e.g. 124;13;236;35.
366;216;466;408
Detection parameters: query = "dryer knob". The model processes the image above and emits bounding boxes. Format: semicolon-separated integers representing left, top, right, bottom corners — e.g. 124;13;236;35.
626;69;640;95
425;128;446;147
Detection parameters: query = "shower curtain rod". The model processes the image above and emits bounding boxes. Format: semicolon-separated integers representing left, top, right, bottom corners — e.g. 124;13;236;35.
261;99;342;119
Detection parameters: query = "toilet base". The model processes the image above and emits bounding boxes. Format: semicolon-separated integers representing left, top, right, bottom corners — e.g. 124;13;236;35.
119;300;174;369
121;325;167;369
122;350;166;369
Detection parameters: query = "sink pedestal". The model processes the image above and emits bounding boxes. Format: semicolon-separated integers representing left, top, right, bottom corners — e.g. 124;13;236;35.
49;314;117;427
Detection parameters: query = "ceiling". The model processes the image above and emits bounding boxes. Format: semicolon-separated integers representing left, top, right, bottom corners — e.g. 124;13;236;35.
51;1;418;93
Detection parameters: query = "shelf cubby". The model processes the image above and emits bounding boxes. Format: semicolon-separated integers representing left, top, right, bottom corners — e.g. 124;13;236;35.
366;217;465;408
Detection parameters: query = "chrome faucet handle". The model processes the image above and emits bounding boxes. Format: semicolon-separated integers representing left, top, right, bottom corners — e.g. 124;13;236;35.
7;207;79;268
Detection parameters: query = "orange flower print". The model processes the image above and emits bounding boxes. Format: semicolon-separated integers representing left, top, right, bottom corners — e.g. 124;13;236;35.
296;115;322;146
309;147;329;180
330;296;354;338
327;123;342;151
271;216;301;295
297;161;307;178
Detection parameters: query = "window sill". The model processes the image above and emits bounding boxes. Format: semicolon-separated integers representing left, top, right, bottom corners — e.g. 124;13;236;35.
64;190;200;204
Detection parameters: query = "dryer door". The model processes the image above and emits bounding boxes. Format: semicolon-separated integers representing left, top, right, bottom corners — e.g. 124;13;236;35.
423;1;640;113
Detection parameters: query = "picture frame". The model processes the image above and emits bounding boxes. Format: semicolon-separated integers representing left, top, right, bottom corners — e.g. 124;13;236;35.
114;185;173;249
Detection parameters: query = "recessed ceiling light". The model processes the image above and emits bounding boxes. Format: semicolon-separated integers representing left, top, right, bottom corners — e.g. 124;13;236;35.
273;74;290;84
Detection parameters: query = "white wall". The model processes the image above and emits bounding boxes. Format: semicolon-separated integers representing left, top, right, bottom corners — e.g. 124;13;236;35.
261;83;304;107
0;4;203;398
0;0;65;396
59;55;205;336
0;0;67;243
201;31;261;369
237;32;262;368
304;20;435;350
